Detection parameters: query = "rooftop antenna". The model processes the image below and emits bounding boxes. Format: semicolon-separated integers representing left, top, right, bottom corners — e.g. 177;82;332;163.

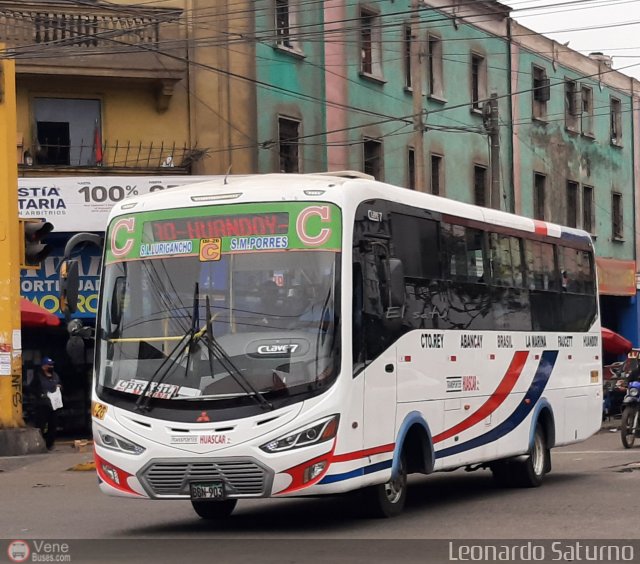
224;164;232;185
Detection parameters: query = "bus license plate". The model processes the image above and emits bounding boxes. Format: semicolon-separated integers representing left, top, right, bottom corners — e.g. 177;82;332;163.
190;481;225;500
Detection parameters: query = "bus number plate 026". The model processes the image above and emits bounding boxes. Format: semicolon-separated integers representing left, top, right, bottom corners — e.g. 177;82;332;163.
189;481;225;500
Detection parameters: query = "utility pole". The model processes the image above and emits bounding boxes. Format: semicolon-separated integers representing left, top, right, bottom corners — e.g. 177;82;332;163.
410;0;426;192
0;53;45;455
485;93;501;210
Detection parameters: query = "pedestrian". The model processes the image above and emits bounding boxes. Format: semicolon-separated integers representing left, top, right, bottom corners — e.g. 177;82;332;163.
30;357;63;451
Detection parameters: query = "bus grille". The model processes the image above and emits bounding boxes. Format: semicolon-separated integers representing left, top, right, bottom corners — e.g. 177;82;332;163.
139;459;272;499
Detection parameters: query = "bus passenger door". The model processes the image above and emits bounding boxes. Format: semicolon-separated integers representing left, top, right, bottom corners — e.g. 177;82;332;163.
357;240;400;451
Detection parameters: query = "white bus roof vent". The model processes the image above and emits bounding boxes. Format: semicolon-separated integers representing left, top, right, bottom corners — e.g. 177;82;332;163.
308;170;375;181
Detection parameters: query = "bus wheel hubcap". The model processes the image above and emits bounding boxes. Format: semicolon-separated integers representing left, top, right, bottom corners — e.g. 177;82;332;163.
532;433;545;476
385;466;406;503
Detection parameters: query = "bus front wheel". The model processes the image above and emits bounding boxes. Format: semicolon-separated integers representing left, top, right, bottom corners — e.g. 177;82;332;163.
191;499;237;520
361;454;407;518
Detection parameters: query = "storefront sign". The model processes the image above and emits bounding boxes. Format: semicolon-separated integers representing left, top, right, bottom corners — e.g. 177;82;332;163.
21;241;102;319
596;257;636;296
18;176;215;232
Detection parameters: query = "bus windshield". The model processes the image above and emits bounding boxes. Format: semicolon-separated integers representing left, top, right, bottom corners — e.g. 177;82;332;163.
97;250;340;406
95;202;342;412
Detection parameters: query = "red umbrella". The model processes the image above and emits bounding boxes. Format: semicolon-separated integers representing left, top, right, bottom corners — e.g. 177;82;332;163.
20;298;61;328
601;327;632;355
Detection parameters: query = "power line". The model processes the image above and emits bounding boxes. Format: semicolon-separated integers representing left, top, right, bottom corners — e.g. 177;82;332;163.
4;0;640;160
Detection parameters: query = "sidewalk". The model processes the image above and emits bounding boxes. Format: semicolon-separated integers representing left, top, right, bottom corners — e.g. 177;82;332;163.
601;415;624;433
0;439;95;473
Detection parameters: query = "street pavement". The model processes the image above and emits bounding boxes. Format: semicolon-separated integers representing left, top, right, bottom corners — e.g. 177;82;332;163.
0;427;639;563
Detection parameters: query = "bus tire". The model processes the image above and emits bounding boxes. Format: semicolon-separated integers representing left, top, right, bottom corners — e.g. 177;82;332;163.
191;499;237;520
510;424;548;488
361;453;407;518
490;460;514;488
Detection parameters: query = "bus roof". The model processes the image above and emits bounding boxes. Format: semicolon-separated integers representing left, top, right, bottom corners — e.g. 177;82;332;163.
107;172;593;245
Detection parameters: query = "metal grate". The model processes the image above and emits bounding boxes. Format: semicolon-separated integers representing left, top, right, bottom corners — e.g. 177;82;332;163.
139;459;272;499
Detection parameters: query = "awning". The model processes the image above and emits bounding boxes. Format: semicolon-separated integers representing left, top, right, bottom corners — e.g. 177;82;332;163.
601;327;632;355
20;298;61;328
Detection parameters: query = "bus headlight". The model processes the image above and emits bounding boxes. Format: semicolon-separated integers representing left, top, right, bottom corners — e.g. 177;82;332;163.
260;415;339;453
95;426;145;455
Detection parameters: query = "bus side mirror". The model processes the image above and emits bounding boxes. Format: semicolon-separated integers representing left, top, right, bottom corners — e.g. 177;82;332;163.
388;258;405;309
60;259;80;314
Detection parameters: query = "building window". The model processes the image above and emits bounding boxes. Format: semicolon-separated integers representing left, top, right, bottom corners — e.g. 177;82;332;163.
431;154;443;196
564;79;580;131
363;138;383;179
278;117;300;172
473;165;487;207
275;0;297;50
532;65;550;120
34;97;101;166
533;173;546;220
582;185;594;234
360;8;381;77
471;54;487;111
611;97;622;145
407;147;415;190
581;86;594;136
404;25;412;89
566;181;578;228
612;192;623;239
427;36;443;99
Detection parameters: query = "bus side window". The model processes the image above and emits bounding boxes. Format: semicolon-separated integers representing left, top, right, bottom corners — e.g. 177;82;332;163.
352;262;365;369
441;223;485;283
390;213;440;280
466;228;486;283
579;250;596;295
559;246;595;295
558;246;580;293
489;233;514;287
525;240;556;290
557;245;598;331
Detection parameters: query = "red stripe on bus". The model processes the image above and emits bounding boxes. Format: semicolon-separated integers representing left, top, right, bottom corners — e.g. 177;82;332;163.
332;443;395;463
533;220;548;235
432;350;530;444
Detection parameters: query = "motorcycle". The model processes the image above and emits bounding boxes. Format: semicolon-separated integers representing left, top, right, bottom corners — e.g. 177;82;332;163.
620;380;640;448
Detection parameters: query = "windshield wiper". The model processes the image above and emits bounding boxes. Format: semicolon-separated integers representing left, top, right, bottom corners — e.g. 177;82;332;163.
135;283;202;412
198;295;273;411
136;284;272;412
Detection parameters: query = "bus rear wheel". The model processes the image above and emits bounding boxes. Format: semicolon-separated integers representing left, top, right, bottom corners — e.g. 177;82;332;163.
491;425;549;488
361;454;407;518
511;425;548;487
191;499;237;520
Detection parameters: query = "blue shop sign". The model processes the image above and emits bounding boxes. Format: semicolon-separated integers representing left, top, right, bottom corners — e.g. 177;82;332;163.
20;239;101;319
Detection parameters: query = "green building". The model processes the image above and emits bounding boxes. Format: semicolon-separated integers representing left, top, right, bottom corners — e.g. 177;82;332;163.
252;0;638;345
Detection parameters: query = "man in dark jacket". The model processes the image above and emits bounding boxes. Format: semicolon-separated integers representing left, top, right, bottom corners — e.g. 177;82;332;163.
30;357;62;451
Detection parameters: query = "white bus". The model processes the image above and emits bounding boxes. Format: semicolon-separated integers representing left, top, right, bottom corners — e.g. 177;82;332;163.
80;172;602;519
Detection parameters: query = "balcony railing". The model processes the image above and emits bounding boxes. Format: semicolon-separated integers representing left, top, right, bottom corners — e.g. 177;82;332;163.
0;1;185;83
21;139;208;173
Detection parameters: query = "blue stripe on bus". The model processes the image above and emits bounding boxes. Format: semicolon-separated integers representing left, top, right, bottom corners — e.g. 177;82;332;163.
560;229;591;246
434;350;558;459
317;350;558;484
319;460;393;485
